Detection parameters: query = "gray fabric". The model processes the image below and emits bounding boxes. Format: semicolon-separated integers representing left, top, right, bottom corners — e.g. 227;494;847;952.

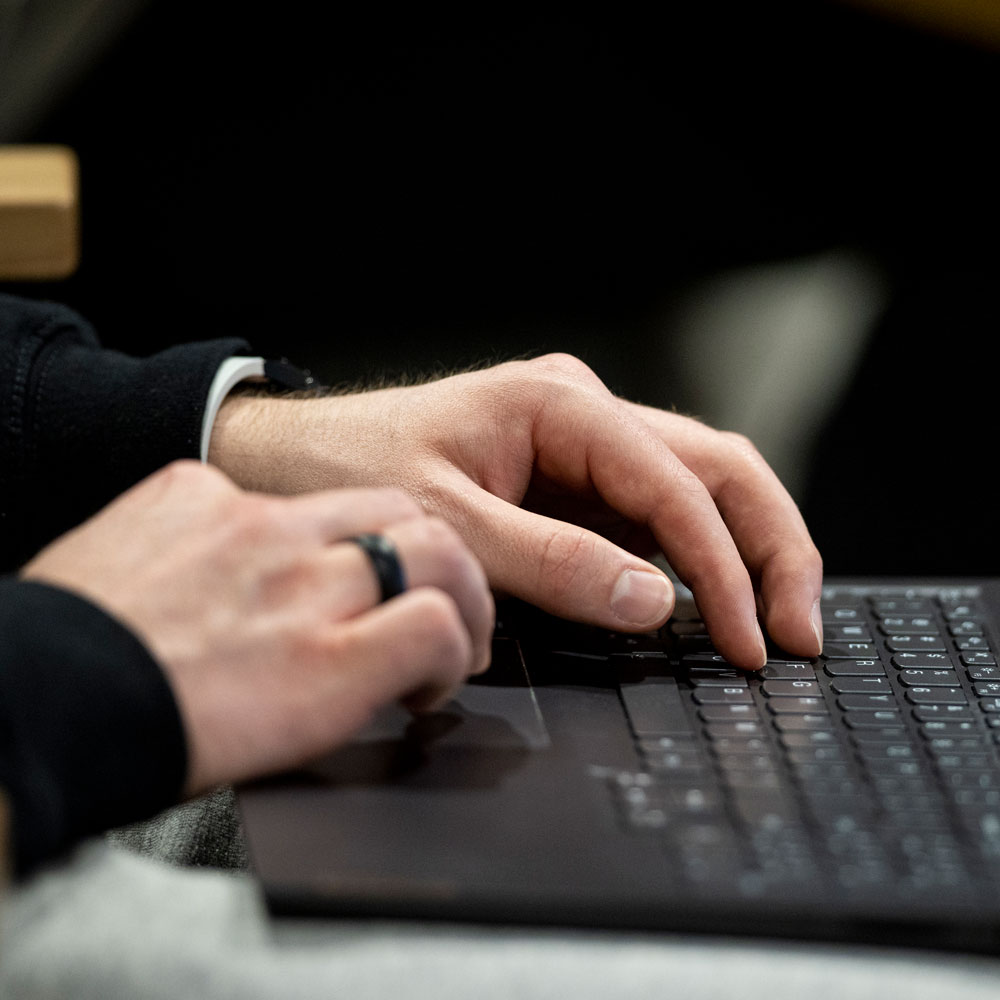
3;842;1000;1000
107;786;248;871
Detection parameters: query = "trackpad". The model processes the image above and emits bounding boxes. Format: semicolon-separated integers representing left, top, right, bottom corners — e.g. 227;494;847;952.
355;637;550;751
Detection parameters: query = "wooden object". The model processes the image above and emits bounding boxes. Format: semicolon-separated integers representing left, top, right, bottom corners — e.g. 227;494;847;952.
0;145;79;280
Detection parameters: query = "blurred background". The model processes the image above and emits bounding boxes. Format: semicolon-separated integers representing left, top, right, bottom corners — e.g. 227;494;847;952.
1;0;998;575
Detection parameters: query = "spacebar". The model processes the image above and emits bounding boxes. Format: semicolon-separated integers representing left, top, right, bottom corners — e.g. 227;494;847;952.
620;677;692;736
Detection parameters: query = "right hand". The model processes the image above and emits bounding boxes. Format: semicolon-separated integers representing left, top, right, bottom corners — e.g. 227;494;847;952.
20;461;493;797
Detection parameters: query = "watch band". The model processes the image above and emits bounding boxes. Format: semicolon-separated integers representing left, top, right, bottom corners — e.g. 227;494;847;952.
199;356;323;461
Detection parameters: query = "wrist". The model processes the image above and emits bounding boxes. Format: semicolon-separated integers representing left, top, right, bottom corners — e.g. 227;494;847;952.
207;393;350;493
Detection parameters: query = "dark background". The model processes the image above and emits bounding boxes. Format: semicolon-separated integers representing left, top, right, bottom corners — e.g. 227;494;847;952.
7;1;1000;574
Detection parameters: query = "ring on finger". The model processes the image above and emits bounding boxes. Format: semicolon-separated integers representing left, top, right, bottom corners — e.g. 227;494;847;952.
347;533;408;603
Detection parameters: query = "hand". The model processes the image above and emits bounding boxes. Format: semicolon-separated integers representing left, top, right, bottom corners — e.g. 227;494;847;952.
21;461;493;795
209;354;822;669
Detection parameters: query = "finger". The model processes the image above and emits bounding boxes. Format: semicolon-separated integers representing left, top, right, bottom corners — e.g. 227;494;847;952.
456;482;676;633
279;487;424;543
382;517;494;675
323;517;494;674
525;385;767;667
627;406;824;657
325;588;475;721
184;588;475;793
304;516;495;673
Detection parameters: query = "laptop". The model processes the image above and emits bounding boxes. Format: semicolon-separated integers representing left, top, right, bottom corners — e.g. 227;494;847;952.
238;577;1000;955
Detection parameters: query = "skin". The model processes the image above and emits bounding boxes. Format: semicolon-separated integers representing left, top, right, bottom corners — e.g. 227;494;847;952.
21;461;493;797
20;353;822;799
209;353;824;670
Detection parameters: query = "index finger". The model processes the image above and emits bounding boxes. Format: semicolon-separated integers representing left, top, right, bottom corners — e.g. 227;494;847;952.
528;380;770;668
626;402;824;658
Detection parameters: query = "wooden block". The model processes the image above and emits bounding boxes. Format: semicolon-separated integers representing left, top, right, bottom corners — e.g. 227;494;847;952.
0;145;79;280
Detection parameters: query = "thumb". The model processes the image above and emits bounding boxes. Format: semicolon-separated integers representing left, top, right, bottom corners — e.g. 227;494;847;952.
460;490;674;631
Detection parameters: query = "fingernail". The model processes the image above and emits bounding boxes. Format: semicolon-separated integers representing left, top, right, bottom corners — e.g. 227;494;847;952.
754;620;768;668
811;599;824;655
611;570;673;628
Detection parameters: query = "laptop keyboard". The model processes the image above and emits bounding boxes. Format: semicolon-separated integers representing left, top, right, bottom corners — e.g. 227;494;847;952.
601;584;1000;901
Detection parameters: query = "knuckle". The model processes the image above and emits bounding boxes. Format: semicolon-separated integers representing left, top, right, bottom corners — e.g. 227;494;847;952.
535;528;593;601
378;487;423;518
529;352;601;387
153;458;219;491
719;430;764;465
227;494;285;546
409;589;472;669
718;432;777;482
400;515;471;573
291;626;338;666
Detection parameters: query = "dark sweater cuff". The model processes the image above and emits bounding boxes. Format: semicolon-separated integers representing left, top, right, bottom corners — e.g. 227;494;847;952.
0;293;251;567
0;579;187;876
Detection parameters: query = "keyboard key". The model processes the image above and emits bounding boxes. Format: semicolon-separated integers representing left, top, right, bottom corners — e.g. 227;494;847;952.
927;737;988;753
766;697;826;714
785;745;845;764
687;668;747;686
760;662;815;681
793;761;853;782
942;602;979;620
780;730;840;749
886;635;947;652
879;617;940;635
762;680;820;697
822;642;878;660
956;636;991;651
707;736;770;755
849;727;909;743
950;620;985;637
681;653;734;669
844;710;903;728
837;694;897;711
853;742;917;761
825;660;885;677
639;735;698;753
940;770;1000;791
905;687;969;705
823;607;863;623
773;714;835;731
829;676;892;694
899;669;958;686
968;666;1000;681
703;720;764;739
647;751;707;775
698;704;760;722
691;687;754;705
824;625;873;643
962;652;997;667
861;757;926;777
892;652;954;669
934;752;994;770
919;720;980;736
873;599;934;615
913;704;974;722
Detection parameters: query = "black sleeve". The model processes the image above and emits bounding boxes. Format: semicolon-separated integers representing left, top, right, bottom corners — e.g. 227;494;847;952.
0;293;251;570
0;578;187;877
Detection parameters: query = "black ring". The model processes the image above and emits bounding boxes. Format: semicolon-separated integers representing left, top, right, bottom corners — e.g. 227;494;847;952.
349;534;407;603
